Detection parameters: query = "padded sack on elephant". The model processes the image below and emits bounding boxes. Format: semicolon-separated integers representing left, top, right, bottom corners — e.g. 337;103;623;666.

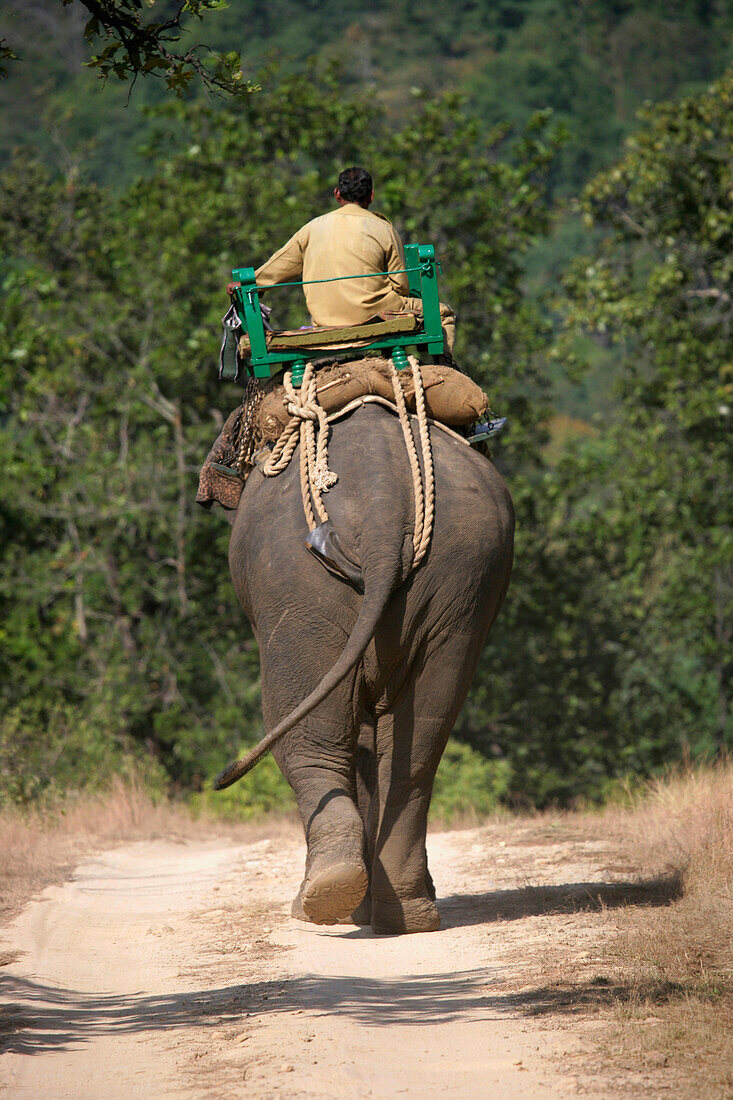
257;357;489;442
196;356;492;511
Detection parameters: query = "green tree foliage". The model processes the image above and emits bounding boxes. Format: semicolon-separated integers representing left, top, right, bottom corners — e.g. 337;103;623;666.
1;0;253;97
198;0;732;191
563;70;732;751
431;740;512;822
511;70;732;796
2;0;731;194
453;71;732;805
0;69;561;805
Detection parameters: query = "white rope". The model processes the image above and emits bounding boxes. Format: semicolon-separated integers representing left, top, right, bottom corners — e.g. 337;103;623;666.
261;357;435;571
389;357;435;569
261;362;337;530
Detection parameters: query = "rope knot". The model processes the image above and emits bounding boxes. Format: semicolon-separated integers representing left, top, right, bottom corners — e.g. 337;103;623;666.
286;400;318;421
313;461;338;492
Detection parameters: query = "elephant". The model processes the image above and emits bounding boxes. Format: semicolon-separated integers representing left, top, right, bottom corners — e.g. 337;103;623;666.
217;401;514;934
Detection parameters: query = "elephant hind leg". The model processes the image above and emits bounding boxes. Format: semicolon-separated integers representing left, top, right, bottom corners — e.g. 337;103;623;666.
289;796;370;925
347;709;435;926
371;633;483;935
288;780;369;925
316;711;379;926
267;667;368;927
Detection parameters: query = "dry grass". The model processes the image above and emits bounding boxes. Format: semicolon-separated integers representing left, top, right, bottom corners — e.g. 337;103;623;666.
0;776;299;928
601;762;733;1098
0;776;196;926
619;764;733;997
481;764;733;1098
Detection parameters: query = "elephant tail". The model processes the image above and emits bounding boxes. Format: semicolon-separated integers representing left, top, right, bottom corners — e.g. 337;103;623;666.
212;563;398;790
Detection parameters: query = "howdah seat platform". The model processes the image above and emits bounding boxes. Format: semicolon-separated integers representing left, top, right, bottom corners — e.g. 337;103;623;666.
224;243;445;385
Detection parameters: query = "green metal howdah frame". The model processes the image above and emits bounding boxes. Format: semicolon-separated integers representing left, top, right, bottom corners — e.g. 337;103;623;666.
228;243;444;387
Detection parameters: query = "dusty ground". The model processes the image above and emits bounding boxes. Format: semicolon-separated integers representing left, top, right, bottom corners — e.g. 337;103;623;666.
0;821;678;1099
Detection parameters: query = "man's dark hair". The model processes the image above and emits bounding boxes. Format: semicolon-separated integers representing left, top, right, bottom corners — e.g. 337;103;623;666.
337;166;373;206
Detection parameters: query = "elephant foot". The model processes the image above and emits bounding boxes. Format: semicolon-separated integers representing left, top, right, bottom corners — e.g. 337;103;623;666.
292;882;371;926
371;895;441;935
335;891;371;926
299;859;369;926
290;888;307;921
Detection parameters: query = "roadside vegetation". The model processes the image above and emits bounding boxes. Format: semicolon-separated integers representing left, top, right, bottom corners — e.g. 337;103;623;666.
0;774;196;927
483;760;733;1099
0;771;298;929
597;762;733;1099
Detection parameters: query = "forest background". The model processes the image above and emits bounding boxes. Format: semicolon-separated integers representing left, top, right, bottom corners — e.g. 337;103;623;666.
0;0;730;817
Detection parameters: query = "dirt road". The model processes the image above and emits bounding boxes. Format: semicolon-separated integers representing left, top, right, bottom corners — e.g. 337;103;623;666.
0;822;629;1098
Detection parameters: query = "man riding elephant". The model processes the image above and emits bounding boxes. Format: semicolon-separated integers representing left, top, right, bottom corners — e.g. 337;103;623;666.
255;165;457;356
209;172;512;935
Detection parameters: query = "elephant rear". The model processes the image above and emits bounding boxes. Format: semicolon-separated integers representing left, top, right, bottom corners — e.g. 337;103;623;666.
223;402;513;933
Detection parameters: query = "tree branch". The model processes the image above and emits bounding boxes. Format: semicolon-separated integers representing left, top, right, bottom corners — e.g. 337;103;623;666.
138;382;190;615
65;511;88;645
684;288;732;304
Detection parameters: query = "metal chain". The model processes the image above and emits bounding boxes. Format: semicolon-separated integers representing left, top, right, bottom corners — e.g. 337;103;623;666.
235;377;264;473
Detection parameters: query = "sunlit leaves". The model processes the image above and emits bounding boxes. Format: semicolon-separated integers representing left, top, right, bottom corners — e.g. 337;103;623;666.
69;0;255;98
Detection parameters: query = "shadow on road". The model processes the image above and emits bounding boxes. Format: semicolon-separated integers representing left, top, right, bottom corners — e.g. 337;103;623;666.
0;964;651;1059
1;959;684;1059
0;873;681;1057
438;874;681;929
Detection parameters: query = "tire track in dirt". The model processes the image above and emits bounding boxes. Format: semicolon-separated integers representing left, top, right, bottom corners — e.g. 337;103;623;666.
0;825;625;1098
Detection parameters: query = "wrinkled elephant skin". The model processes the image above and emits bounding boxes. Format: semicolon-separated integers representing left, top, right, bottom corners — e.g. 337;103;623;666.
228;404;514;934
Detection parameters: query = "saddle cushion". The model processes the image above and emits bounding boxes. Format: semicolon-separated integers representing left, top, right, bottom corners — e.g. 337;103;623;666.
257;357;488;441
238;314;419;355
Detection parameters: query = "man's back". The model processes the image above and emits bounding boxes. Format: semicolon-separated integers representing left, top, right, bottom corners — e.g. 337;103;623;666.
256;203;410;327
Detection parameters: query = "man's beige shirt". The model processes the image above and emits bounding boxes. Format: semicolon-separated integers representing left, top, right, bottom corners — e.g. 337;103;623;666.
255;203;410;327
